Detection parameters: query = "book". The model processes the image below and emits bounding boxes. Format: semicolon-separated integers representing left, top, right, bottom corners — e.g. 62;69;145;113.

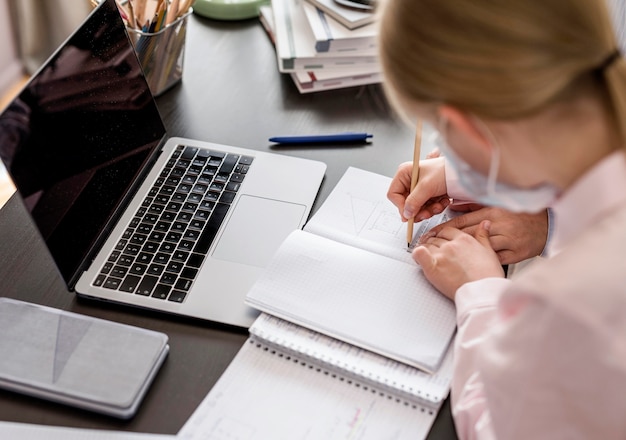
305;0;375;29
245;167;456;373
177;167;456;439
261;3;381;92
271;0;379;72
259;4;276;44
290;68;382;92
302;1;377;53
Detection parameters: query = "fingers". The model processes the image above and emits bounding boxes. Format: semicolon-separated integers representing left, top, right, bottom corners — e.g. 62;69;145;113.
444;208;486;229
420;222;493;253
421;213;473;242
418;236;450;248
474;220;492;246
387;162;414;220
413;245;435;271
389;157;448;222
419;226;465;244
412;196;451;222
425;147;441;159
413;222;505;299
447;202;484;212
423;205;496;240
403;183;432;220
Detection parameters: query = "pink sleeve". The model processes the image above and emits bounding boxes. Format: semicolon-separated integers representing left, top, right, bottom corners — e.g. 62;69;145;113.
451;279;626;439
450;278;508;440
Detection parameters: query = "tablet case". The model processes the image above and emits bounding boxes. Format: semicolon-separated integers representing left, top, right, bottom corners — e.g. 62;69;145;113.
0;298;169;419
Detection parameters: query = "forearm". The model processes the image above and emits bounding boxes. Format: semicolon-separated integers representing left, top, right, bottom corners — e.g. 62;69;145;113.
450;278;511;439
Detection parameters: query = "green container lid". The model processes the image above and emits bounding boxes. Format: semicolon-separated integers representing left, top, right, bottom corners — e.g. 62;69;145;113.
193;0;269;20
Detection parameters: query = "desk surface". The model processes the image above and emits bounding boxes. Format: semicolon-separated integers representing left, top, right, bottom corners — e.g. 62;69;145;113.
0;13;457;439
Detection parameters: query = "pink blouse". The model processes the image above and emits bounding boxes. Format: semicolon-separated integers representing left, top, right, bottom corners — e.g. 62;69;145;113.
446;151;626;439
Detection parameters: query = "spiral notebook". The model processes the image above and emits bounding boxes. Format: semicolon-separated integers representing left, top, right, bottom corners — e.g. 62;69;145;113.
179;313;453;440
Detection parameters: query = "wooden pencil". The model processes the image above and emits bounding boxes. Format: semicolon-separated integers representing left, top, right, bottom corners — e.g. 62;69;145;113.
407;120;422;248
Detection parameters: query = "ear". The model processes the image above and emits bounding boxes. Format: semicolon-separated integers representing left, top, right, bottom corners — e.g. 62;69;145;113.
438;105;492;153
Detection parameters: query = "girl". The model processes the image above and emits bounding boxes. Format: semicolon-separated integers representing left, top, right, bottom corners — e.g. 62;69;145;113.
379;0;626;438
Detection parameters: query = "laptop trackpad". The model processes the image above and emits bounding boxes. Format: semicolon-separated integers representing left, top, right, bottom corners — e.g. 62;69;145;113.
212;195;306;267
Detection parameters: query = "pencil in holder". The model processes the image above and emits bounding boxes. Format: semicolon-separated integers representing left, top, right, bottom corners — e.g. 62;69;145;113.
126;8;192;97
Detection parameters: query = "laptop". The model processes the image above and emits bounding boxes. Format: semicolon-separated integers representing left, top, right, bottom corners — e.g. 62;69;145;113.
0;0;326;328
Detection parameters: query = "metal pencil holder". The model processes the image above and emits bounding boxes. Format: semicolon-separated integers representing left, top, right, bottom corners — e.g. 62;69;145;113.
126;8;192;96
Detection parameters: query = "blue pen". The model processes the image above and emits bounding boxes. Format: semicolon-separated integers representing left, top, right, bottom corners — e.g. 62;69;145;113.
269;132;373;144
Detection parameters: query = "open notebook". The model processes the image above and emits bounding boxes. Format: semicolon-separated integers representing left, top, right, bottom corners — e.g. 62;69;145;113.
178;167;456;439
246;166;457;373
0;0;325;328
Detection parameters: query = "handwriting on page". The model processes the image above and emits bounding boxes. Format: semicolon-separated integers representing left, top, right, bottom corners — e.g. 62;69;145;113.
178;341;437;440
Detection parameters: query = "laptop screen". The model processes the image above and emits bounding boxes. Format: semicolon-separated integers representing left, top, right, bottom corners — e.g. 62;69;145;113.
0;0;166;285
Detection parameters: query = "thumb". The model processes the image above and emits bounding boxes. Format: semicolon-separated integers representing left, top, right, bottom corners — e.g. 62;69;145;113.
413;246;436;272
403;188;429;220
475;220;492;248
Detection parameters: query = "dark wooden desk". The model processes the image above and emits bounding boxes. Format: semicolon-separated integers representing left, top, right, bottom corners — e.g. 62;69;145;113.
0;13;457;439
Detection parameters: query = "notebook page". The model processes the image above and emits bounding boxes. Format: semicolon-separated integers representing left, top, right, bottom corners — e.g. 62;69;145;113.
178;339;437;440
250;313;453;405
304;167;451;265
245;229;456;372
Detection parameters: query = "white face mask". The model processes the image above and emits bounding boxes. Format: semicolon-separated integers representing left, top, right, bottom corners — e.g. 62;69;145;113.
433;119;559;213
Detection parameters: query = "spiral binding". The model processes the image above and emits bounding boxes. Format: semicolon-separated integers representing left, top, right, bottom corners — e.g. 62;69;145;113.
249;338;435;415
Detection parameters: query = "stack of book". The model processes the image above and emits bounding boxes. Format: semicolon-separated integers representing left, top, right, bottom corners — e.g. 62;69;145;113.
259;0;381;93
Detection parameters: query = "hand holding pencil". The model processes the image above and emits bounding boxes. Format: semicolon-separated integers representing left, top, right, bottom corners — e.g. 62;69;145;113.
387;124;451;250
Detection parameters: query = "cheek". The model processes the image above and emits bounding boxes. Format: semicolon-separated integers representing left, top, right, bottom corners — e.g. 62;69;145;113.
459;149;489;175
447;136;491;177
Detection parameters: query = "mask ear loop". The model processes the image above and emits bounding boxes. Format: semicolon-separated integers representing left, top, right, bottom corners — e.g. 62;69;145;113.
434;117;460;163
473;117;501;197
435;117;447;147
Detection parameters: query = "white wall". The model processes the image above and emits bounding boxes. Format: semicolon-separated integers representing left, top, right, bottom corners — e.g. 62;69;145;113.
0;0;23;97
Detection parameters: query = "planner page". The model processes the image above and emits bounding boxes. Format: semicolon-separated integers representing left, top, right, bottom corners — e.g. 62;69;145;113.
178;339;437;440
245;229;456;373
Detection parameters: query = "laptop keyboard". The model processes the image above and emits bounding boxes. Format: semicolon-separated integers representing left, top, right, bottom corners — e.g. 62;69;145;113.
92;145;253;303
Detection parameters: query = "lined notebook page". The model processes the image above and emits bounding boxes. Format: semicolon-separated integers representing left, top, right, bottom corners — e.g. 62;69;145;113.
178;339;437;440
245;229;456;373
250;313;453;405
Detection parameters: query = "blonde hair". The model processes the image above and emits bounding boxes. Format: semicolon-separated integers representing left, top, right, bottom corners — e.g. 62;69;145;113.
378;0;626;143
